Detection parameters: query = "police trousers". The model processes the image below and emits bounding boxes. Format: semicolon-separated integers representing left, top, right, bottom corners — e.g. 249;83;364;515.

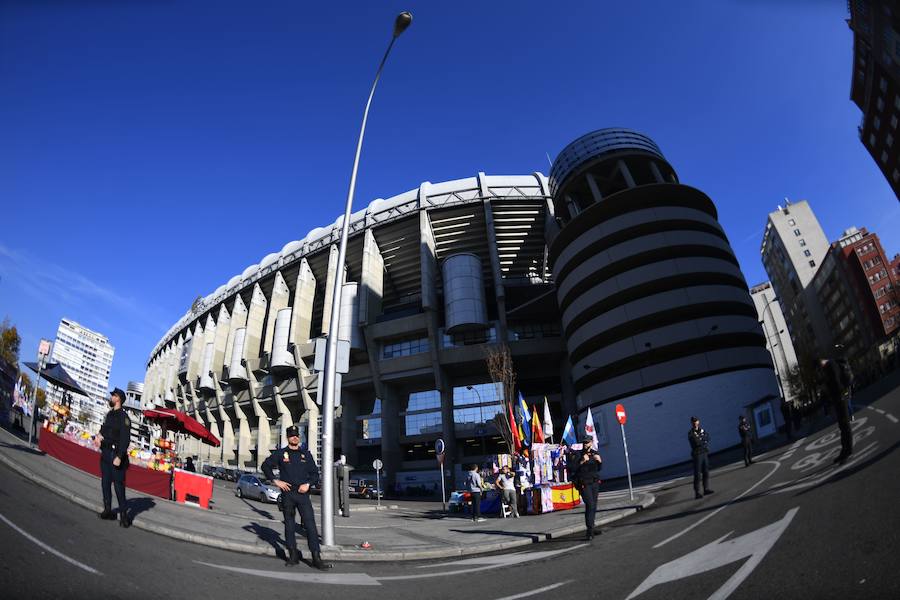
580;482;599;533
692;452;710;494
282;490;320;555
100;447;127;513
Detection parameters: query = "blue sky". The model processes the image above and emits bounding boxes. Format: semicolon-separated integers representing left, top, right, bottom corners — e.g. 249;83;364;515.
1;1;897;389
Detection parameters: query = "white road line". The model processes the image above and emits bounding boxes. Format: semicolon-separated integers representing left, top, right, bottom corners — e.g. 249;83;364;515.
493;580;572;600
195;561;379;585
886;414;898;424
653;460;782;549
385;544;587;580
766;442;880;494
875;408;886;415
0;511;103;576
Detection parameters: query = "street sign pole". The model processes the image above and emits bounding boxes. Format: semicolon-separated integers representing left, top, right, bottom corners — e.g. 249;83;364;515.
435;438;446;511
620;423;634;501
28;340;52;447
614;403;633;501
373;458;383;510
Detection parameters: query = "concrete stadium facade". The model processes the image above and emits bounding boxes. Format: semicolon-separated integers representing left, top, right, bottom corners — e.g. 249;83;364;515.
143;129;779;487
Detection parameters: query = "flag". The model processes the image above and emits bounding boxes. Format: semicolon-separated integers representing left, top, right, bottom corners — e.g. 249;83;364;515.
517;392;531;447
561;415;576;446
584;406;600;447
531;407;545;444
542;396;553;439
508;401;521;452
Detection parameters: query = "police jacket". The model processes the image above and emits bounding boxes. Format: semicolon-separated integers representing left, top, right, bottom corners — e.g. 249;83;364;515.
573;449;602;484
262;446;320;492
688;427;710;457
99;408;131;461
738;421;751;440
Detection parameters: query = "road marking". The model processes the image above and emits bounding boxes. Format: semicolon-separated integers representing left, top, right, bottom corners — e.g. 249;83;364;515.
385;544;586;579
195;561;380;585
653;460;782;549
197;543;586;586
767;441;879;494
0;511;102;576
493;580;572;600
886;414;898;424
629;507;798;600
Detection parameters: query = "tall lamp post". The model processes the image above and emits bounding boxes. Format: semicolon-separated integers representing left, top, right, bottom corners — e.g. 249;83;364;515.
319;11;412;547
466;385;487;456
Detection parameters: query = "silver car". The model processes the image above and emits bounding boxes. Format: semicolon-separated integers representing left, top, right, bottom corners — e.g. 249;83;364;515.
235;474;281;503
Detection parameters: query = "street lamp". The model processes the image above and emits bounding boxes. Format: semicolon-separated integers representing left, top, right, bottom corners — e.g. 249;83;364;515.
319;11;412;548
466;385;487;456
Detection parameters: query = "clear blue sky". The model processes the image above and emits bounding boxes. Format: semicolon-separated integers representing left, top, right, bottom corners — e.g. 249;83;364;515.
1;1;897;389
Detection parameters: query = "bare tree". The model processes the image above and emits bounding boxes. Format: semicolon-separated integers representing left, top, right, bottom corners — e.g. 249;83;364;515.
485;344;516;449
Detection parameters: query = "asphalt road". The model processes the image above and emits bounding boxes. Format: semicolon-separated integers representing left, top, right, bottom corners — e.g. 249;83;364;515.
2;387;898;600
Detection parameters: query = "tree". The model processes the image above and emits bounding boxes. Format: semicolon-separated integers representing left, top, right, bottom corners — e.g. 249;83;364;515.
0;317;21;365
36;388;47;410
76;411;89;426
485;343;517;450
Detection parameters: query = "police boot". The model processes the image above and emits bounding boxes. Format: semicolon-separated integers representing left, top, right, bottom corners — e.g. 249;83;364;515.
285;548;300;566
98;508;115;520
311;552;333;571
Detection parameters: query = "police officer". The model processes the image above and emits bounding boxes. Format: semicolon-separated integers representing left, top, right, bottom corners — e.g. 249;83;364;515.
688;416;713;499
573;435;602;541
98;388;131;527
738;416;753;467
262;426;331;570
821;357;853;464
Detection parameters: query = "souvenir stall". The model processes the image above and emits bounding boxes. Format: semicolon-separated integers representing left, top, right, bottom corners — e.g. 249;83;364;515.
519;444;582;515
142;407;218;509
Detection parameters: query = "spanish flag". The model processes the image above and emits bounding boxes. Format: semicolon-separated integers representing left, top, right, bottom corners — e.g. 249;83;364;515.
508;400;521;452
531;407;545;444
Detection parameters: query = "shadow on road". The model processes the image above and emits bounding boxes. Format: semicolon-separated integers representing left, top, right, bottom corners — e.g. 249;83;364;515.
793;438;900;498
125;497;156;522
0;440;44;456
242;521;287;560
236;495;276;520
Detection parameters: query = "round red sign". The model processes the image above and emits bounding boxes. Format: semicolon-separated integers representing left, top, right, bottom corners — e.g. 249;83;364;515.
615;403;627;425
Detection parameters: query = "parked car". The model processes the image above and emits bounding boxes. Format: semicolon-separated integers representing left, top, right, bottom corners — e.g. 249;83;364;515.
235;474;281;504
348;479;383;500
223;468;241;482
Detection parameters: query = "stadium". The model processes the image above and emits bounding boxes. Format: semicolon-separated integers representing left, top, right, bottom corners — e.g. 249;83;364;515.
143;129;780;488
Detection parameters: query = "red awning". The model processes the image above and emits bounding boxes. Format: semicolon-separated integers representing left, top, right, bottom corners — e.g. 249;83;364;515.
143;407;221;447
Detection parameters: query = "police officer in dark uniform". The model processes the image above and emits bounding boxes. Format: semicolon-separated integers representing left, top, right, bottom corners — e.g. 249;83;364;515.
688;416;714;499
573;435;602;541
738;416;753;467
98;388;131;527
262;425;331;570
821;357;853;464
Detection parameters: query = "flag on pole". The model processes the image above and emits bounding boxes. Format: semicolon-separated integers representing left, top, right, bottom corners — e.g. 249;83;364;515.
508;401;521;452
584;406;600;447
542;396;553;439
517;392;531;447
517;392;531;423
561;415;576;446
531;407;545;444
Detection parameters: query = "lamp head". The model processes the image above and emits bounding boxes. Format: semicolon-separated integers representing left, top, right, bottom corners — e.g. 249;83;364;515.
393;11;413;37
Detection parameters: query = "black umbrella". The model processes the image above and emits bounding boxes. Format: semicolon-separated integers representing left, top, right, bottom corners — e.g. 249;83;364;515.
23;361;91;397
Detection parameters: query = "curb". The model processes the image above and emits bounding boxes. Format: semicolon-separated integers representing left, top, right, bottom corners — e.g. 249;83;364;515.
0;448;654;562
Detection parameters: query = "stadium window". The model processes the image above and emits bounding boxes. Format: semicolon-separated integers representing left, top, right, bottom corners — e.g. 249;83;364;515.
808;260;816;268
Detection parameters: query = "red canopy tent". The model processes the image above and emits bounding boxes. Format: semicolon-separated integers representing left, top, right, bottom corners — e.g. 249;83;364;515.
143;407;220;447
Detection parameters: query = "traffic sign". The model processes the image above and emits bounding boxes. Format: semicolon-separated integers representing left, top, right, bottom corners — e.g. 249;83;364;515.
373;459;383;471
435;439;445;454
615;403;627;425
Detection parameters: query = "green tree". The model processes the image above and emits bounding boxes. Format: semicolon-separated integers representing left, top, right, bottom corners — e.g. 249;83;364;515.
0;317;21;365
36;388;47;410
76;411;89;425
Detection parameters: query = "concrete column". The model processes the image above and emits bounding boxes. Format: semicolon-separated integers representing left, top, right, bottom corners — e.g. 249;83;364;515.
186;322;205;388
224;295;248;375
232;394;254;470
213;375;235;466
479;177;508;342
340;391;359;469
321;244;341;334
204;395;223;466
212;305;231;377
244;283;268;362
272;384;296;450
263;271;290;357
586;173;604;204
291;258;316;347
560;358;577;419
359;230;384;326
186;383;206;463
247;372;272;471
617;159;637;189
291;346;320;461
379;385;402;492
419;205;438;312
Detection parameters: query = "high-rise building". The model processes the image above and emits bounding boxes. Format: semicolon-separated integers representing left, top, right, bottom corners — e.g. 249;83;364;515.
750;282;799;408
848;0;900;200
47;318;114;430
760;201;832;362
812;227;900;372
124;381;148;448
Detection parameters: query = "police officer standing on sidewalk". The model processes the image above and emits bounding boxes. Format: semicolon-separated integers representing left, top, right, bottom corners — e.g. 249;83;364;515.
98;388;131;527
688;416;714;500
738;416;753;467
262;425;332;570
573;435;602;541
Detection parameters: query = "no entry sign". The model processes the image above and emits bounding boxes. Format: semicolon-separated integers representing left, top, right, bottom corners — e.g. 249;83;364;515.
615;403;627;425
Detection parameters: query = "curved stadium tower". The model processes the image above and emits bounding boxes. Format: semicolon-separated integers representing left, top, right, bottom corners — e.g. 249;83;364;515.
144;129;779;483
548;129;779;474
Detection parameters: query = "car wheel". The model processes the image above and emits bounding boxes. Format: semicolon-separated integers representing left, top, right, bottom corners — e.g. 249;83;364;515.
237;487;243;498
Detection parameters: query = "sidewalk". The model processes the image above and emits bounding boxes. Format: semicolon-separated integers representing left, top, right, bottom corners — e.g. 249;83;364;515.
0;426;653;562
